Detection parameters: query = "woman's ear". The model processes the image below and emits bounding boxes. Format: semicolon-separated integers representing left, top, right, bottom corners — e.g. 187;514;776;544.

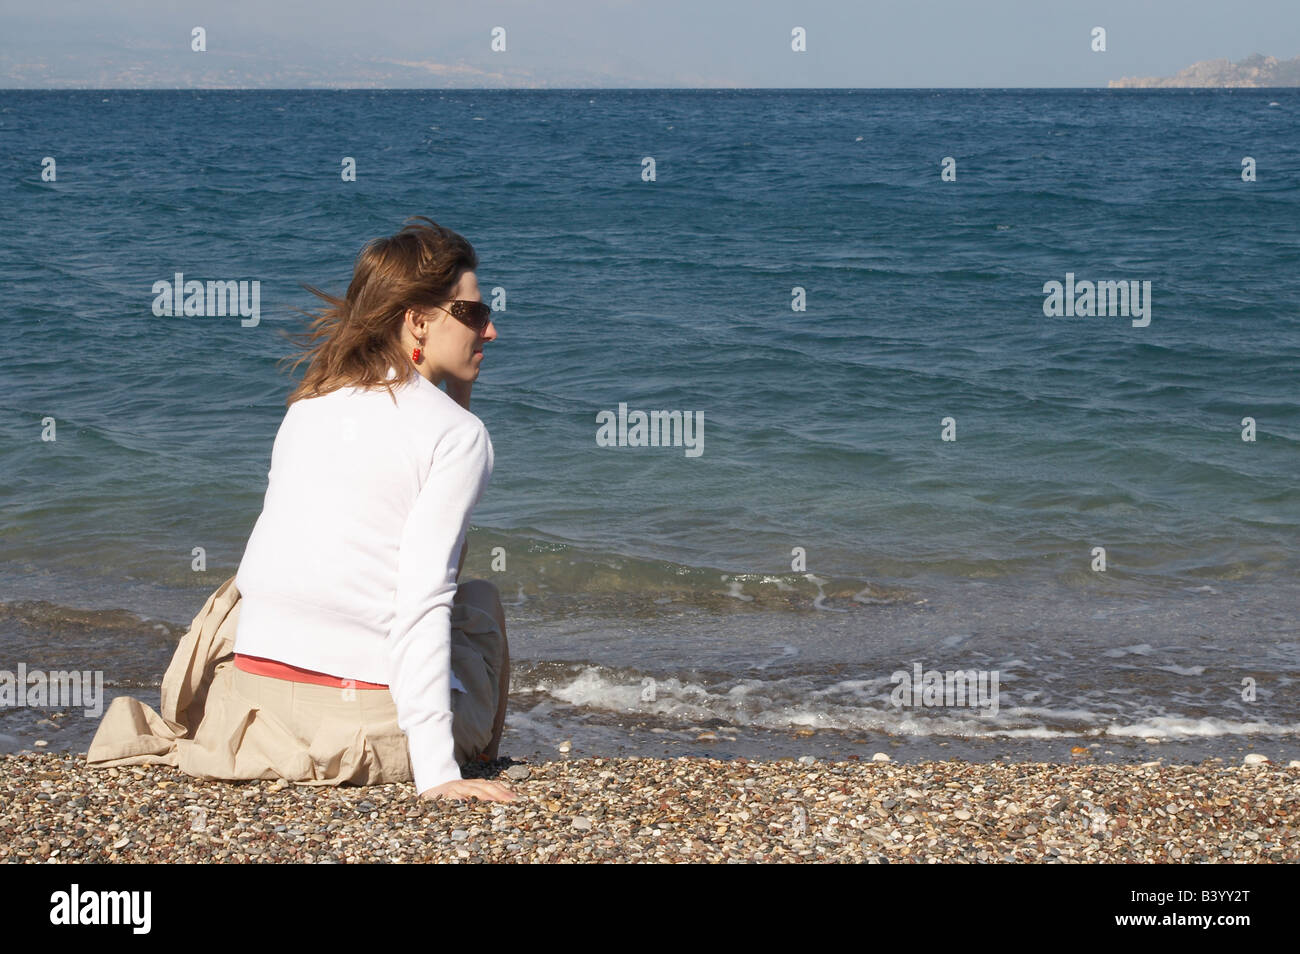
404;307;428;339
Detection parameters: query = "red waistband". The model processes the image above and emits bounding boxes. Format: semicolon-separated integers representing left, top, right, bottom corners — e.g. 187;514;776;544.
233;653;389;690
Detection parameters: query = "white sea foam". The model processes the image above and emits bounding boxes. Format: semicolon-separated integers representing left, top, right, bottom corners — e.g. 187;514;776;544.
1103;643;1156;657
518;666;1300;740
1103;717;1300;738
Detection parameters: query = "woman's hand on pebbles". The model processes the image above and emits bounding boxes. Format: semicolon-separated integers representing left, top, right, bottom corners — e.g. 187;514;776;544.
420;779;518;803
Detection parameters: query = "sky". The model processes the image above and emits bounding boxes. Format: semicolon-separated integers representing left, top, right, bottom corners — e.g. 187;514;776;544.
2;0;1299;88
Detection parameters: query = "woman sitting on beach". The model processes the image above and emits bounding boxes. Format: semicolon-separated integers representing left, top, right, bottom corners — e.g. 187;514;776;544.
87;217;518;804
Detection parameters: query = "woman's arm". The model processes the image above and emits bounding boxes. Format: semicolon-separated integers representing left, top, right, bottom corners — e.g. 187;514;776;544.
387;419;493;794
447;385;473;585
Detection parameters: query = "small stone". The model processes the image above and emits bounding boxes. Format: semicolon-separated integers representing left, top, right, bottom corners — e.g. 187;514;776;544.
33;741;48;748
1143;737;1160;744
861;828;890;846
505;765;531;781
953;810;972;821
450;829;469;842
797;756;816;765
696;732;718;741
871;753;891;762
571;815;592;831
557;740;572;754
1243;754;1269;765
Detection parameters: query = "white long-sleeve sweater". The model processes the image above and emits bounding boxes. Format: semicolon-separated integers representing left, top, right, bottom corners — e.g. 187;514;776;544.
233;364;493;793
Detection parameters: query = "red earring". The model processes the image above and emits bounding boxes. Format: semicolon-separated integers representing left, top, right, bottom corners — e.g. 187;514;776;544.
411;344;422;363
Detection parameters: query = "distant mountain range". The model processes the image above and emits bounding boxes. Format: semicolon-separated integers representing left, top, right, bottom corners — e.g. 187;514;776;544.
1110;53;1300;87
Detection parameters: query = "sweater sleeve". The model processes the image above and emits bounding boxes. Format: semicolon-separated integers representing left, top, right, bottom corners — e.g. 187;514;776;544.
387;418;494;794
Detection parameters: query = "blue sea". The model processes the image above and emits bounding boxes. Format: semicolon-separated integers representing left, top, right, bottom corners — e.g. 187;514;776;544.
1;89;1298;765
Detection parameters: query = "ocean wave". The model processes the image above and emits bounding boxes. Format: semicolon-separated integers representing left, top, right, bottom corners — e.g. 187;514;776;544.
514;662;1300;740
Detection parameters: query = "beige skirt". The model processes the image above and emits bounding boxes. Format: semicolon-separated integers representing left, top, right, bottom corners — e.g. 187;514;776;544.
85;574;503;789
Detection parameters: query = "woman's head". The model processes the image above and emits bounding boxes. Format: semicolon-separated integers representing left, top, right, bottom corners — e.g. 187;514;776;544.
401;267;496;393
281;216;496;405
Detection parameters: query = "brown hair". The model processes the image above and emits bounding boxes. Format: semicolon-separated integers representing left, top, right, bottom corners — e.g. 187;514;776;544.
279;216;478;406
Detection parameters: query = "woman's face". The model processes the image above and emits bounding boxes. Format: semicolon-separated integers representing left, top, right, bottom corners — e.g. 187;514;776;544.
409;269;497;386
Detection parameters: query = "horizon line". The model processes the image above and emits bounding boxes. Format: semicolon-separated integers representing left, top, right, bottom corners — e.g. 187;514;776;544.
4;85;1298;92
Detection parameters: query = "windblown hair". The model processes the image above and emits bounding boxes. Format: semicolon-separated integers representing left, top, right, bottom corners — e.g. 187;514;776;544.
279;216;478;407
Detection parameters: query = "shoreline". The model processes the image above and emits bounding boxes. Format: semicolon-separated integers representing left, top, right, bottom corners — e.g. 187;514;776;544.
2;752;1295;863
7;574;1299;766
10;714;1300;771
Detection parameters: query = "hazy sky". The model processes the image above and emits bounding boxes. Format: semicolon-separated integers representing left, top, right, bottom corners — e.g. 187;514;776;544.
3;0;1299;88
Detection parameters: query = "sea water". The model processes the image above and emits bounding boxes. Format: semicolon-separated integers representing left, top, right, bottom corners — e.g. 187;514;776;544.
1;89;1297;763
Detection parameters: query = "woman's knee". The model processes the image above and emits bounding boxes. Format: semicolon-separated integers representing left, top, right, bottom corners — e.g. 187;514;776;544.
455;578;504;623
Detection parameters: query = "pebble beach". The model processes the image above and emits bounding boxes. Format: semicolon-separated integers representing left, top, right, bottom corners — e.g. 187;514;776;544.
1;751;1296;863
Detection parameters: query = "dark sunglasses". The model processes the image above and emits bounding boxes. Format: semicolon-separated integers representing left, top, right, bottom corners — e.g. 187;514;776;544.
433;299;494;335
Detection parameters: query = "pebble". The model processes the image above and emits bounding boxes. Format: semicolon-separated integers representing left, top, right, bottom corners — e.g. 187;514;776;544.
871;753;891;762
2;751;1295;864
1243;754;1270;765
505;765;531;781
